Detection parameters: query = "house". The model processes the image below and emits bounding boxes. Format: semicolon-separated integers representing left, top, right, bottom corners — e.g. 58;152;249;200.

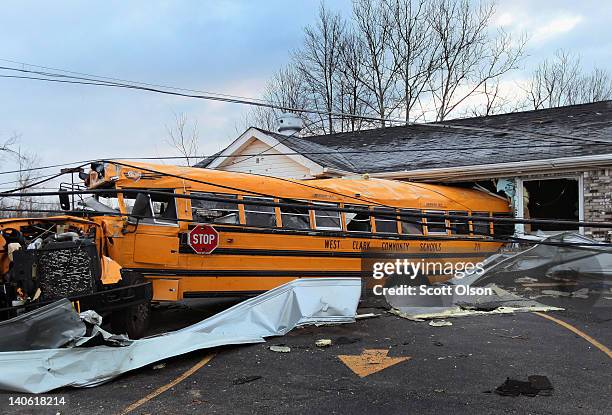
197;101;612;241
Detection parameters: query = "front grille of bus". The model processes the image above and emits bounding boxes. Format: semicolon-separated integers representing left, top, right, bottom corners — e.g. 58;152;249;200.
37;240;99;301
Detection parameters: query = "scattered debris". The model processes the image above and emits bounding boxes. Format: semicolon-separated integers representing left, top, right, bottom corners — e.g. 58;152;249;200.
522;282;577;287
390;284;563;321
355;313;379;320
269;345;291;353
515;277;538;283
232;376;262;385
493;375;553;397
315;339;333;347
0;277;360;393
428;320;453;327
540;288;591;299
335;336;361;345
495;334;529;341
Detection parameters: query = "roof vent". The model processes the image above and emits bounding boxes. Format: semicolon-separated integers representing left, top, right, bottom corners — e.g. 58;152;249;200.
276;113;303;136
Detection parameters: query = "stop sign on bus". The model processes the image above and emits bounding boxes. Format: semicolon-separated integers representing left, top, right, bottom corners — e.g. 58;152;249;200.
188;224;219;254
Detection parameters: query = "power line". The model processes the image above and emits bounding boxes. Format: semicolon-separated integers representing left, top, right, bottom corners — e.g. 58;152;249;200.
1;63;611;146
0;58;273;104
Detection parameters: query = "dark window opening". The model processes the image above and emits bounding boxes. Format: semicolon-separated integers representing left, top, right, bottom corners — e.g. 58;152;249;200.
280;201;311;230
425;211;447;234
471;212;491;236
191;193;239;224
523;178;579;232
345;205;372;232
373;208;398;234
493;212;514;238
243;197;277;228
449;211;469;234
399;209;424;235
124;190;177;225
313;203;341;230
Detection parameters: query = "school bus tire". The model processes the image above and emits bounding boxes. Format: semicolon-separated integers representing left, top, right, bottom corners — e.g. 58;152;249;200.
110;272;151;339
111;300;150;339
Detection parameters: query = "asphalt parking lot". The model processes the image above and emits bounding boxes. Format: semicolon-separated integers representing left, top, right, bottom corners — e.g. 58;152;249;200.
0;283;610;415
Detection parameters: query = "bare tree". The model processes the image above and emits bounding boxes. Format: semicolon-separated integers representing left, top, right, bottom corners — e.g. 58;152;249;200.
294;2;346;134
246;64;309;133
0;137;54;219
525;50;612;109
0;133;18;159
246;0;527;133
165;113;200;166
352;0;401;126
337;31;370;132
575;68;612;104
384;0;440;122
426;0;525;120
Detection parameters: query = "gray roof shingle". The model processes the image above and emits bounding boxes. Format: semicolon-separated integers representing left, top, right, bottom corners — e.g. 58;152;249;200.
198;101;612;173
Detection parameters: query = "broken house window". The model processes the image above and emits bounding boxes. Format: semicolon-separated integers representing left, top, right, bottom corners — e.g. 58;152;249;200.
243;197;277;228
399;209;424;235
345;205;372;232
280;201;311;230
191;193;239;225
373;208;398;234
523;178;579;232
425;211;448;234
313;203;341;230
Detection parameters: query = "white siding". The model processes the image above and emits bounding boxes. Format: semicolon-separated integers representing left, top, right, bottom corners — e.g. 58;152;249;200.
217;139;313;179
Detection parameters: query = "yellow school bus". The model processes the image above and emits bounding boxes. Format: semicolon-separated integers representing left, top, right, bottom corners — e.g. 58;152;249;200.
88;161;511;293
0;160;511;337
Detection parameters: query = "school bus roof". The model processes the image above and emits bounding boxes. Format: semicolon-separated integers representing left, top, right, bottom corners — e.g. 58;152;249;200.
101;160;509;212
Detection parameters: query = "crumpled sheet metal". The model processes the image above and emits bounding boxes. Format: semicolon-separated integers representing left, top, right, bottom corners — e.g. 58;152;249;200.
453;232;612;287
390;283;563;321
0;277;360;393
0;299;85;352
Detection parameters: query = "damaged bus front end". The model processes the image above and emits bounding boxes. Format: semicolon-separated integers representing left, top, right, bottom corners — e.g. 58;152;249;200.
0;216;152;338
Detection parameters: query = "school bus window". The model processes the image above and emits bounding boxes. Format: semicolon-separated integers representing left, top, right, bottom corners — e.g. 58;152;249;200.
449;211;469;234
95;193;121;211
313;203;341;230
280;201;311;230
471;212;492;236
191;193;239;224
399;209;423;234
345;205;372;232
425;211;448;234
373;208;398;234
124;190;177;225
84;192;120;213
243;197;277;228
492;212;514;238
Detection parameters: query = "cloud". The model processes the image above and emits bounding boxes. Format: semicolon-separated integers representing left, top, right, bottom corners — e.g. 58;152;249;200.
532;14;583;43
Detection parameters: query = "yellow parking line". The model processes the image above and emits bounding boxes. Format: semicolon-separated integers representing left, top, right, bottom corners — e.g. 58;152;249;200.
533;312;611;359
118;353;215;415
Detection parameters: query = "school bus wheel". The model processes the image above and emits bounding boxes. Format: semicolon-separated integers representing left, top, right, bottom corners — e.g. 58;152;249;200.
110;272;151;339
111;301;150;339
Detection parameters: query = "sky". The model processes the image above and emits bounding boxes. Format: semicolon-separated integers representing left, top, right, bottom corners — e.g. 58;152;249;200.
0;0;611;184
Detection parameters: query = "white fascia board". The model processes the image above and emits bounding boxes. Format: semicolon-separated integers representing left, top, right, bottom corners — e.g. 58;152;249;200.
370;153;612;182
207;128;325;175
